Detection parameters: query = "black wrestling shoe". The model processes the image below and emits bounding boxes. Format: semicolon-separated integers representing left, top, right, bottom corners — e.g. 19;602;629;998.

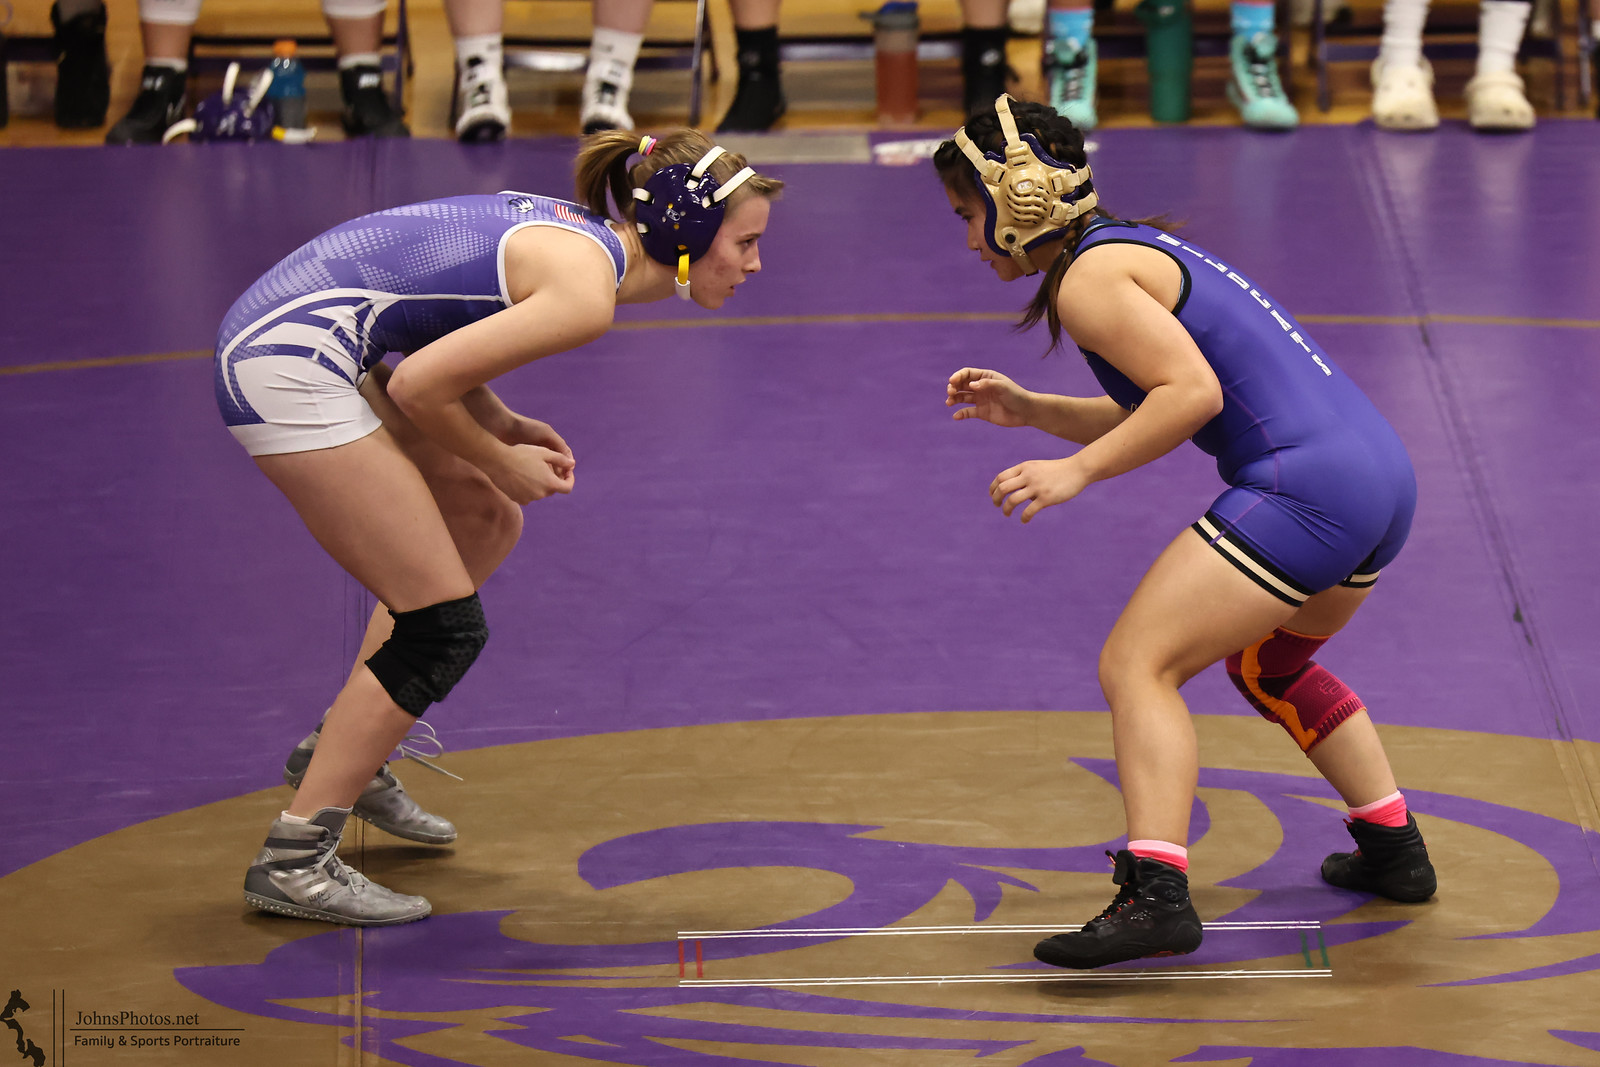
1320;814;1437;902
52;2;110;128
1033;850;1204;969
340;65;410;138
106;64;187;144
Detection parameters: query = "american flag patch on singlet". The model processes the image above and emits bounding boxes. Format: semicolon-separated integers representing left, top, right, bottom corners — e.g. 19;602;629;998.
551;202;588;226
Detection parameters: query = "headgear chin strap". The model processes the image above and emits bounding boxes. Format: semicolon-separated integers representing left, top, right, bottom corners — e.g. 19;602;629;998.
953;95;1098;276
632;144;757;301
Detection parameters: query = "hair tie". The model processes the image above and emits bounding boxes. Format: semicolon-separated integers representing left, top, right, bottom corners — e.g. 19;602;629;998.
638;135;658;156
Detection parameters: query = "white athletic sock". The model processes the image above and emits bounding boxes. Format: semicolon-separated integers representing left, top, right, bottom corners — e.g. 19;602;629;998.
1476;0;1530;75
587;26;643;91
455;33;504;74
337;51;382;71
280;811;310;824
1378;0;1430;69
146;56;189;73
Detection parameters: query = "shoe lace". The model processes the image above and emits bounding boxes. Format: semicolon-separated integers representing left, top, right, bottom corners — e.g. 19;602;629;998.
394;721;463;782
1242;33;1284;97
1087;882;1138;926
1048;42;1090;101
298;830;362;890
461;62;499;110
1082;850;1141;927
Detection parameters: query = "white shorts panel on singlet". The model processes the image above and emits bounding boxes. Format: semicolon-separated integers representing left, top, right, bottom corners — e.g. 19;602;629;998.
226;355;382;456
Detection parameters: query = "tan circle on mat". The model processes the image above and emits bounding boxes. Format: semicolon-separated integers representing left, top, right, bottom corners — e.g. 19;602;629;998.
2;712;1598;1066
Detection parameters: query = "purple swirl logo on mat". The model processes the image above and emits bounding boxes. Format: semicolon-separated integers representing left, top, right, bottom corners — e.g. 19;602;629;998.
174;759;1600;1067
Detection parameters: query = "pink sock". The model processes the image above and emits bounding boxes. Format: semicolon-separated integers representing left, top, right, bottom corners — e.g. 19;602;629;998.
1348;790;1408;828
1128;839;1189;873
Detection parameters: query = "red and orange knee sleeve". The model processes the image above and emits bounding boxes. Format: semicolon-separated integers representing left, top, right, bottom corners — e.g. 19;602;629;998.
1225;627;1365;753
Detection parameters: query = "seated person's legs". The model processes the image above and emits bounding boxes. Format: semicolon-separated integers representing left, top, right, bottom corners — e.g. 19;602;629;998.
1226;0;1297;128
446;0;510;140
1044;0;1097;129
1465;0;1534;130
1371;0;1439;128
105;0;196;144
960;0;1011;118
583;0;653;133
717;0;786;132
325;0;411;137
52;0;111;128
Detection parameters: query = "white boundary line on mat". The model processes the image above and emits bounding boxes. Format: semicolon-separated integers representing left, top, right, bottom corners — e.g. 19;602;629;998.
679;969;1333;988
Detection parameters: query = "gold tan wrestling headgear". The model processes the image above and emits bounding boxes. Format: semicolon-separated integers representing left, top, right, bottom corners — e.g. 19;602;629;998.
953;95;1098;275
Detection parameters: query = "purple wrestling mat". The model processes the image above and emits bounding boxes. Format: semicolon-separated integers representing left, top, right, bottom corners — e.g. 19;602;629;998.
2;122;1597;1066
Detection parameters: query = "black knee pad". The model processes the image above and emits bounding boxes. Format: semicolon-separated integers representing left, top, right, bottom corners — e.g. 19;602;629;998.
365;593;489;717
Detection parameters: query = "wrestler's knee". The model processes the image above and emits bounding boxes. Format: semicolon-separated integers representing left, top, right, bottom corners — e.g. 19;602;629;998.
1226;628;1364;753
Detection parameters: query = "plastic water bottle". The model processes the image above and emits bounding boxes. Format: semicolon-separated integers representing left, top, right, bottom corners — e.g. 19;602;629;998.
868;1;920;125
267;39;307;131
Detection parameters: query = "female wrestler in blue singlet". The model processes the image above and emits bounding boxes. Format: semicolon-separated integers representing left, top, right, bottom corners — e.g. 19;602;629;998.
217;130;782;927
935;98;1435;969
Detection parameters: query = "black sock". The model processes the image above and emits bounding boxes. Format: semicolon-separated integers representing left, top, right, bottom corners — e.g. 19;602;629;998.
734;26;781;81
962;25;1009;75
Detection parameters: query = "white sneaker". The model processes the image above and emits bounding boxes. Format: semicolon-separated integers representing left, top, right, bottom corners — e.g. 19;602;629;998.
1370;57;1439;130
580;78;634;134
1465;70;1535;130
455;61;510;142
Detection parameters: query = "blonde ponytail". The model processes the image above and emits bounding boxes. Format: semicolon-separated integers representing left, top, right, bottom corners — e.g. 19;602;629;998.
573;127;784;224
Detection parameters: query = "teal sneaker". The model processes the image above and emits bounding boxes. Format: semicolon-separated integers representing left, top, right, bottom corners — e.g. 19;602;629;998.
1046;36;1099;131
1227;31;1299;129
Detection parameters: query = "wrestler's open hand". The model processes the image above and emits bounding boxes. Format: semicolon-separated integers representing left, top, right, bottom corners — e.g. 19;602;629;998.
989;457;1089;523
947;368;1034;429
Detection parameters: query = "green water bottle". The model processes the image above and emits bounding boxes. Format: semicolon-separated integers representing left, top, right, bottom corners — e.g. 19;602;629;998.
1137;0;1192;122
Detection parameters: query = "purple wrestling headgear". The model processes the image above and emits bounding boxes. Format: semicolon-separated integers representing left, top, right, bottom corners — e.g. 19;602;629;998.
161;62;278;144
631;143;757;300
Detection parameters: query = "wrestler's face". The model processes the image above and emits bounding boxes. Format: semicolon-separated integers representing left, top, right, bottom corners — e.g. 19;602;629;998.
689;195;771;309
946;186;1025;282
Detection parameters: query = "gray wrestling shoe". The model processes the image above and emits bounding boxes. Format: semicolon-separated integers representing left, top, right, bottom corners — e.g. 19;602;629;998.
284;724;458;845
244;807;431;926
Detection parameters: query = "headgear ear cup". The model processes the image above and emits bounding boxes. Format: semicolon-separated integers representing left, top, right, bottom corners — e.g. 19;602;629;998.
952;95;1098;275
632;144;759;300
